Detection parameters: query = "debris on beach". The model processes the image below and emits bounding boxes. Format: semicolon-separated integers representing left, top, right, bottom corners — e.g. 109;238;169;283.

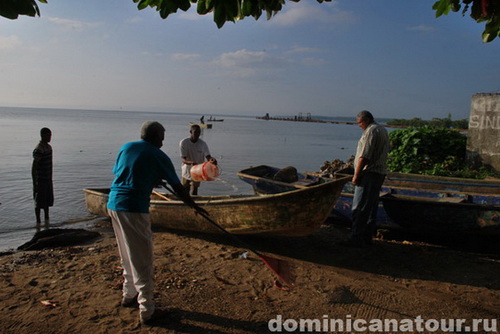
40;300;58;307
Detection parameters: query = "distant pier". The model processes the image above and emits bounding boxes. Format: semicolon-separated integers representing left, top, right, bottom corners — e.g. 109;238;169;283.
256;113;414;129
257;112;356;126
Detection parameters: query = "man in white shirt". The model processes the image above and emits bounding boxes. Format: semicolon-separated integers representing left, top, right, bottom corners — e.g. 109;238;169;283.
179;124;217;195
351;110;390;246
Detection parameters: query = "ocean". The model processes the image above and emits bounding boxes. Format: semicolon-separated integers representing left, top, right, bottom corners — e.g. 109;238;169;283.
0;107;360;251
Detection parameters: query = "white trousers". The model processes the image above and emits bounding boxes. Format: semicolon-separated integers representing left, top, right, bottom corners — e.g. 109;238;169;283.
108;209;155;320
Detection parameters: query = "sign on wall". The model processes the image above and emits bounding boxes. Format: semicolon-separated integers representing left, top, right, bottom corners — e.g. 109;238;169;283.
467;93;500;171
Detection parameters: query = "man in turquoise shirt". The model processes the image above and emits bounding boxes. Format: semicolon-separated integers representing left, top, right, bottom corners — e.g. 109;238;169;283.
107;121;204;326
108;139;180;213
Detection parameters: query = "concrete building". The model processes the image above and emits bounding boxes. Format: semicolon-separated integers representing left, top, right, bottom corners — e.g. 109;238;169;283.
467;93;500;172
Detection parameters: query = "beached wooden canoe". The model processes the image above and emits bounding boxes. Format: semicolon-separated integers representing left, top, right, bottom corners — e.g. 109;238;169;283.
237;165;500;230
238;165;500;196
383;172;500;195
335;173;500;226
237;165;370;224
380;189;500;234
83;175;350;237
237;165;324;194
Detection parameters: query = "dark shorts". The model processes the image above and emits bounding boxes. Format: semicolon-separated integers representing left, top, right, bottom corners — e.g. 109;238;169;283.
34;180;54;208
181;178;200;188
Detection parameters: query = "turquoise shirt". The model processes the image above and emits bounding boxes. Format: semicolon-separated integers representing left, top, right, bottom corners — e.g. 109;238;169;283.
107;140;180;213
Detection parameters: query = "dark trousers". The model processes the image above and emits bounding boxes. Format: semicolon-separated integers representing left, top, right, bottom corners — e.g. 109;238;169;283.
351;172;386;240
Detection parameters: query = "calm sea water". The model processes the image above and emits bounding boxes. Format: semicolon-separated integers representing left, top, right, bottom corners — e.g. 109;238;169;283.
0;107;359;251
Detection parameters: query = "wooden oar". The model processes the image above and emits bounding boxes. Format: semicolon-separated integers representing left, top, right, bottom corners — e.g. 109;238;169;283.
160;185;295;290
152;190;170;201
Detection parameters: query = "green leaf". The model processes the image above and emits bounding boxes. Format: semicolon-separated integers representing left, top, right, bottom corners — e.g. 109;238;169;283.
241;0;253;16
197;0;207;13
482;18;500;42
179;0;191;11
213;0;226;28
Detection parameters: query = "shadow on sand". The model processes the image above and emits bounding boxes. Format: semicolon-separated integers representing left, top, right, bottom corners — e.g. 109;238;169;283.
154;221;500;291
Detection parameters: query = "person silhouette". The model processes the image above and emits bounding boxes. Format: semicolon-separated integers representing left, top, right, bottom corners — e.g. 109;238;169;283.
32;127;53;226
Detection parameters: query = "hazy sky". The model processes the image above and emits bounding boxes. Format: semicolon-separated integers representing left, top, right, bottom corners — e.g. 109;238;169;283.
1;0;498;119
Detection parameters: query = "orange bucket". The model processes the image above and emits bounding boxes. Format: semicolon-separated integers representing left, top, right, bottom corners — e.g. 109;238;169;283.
190;161;220;181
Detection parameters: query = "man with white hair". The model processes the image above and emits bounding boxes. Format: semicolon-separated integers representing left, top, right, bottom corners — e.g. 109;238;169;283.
351;111;390;246
107;121;205;326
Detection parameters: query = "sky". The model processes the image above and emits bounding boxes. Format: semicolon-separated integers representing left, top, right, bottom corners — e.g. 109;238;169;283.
0;0;499;120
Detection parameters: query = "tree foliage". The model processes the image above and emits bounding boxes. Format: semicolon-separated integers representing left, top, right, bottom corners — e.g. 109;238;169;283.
133;0;331;28
433;0;500;42
0;0;331;28
1;0;498;42
0;0;45;19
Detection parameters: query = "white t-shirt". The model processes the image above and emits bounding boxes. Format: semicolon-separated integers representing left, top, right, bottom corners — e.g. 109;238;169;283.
179;138;211;180
354;122;389;175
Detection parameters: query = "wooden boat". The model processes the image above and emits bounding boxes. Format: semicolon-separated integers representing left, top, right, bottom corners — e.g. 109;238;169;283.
237;165;500;230
83;175;350;237
238;166;500;196
189;122;212;129
383;172;500;195
207;117;224;122
380;188;500;234
237;165;364;223
237;165;324;194
335;173;500;225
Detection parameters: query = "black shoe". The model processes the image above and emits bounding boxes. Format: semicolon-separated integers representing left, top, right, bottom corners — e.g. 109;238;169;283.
121;295;138;308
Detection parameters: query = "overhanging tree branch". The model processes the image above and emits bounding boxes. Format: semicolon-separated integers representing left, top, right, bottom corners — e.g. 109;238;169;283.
433;0;500;42
0;0;45;19
0;0;498;43
132;0;332;28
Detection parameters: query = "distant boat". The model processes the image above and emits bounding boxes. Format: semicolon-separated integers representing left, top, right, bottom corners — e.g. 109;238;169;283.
207;116;224;122
189;122;212;129
83;174;351;237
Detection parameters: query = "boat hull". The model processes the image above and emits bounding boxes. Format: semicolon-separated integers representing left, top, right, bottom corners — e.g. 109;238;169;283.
383;172;500;195
335;173;500;224
83;175;350;237
237;165;323;194
380;192;500;234
237;165;500;233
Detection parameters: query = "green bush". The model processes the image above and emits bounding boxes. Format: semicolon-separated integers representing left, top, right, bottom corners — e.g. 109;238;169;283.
388;127;500;178
388;126;467;175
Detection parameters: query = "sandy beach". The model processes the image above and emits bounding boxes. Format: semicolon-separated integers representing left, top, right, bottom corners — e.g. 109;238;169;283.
1;218;499;334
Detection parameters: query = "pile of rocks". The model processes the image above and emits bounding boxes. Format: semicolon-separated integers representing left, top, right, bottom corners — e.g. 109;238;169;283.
319;156;354;177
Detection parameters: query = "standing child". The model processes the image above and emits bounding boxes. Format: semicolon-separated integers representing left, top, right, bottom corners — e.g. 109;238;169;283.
32;127;53;226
